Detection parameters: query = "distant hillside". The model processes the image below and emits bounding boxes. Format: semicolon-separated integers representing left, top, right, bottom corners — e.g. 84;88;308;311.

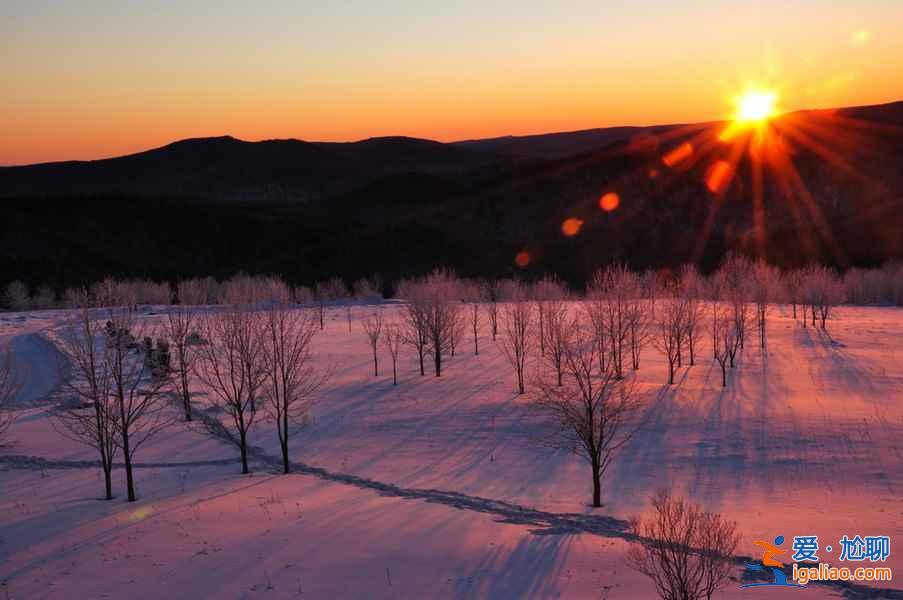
452;124;681;159
0;135;500;203
1;100;902;289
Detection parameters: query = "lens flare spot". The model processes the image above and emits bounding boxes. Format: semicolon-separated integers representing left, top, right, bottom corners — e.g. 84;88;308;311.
515;251;531;267
599;192;620;212
705;160;733;195
561;218;584;237
648;168;659;179
662;142;693;168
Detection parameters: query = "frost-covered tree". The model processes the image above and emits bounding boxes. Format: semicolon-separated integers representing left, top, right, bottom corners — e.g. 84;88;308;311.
54;298;118;500
32;285;57;310
532;275;566;358
353;276;383;301
679;266;705;367
178;276;222;305
105;307;171;501
4;281;30;312
362;310;384;376
262;305;326;474
401;293;429;376
164;304;199;421
654;297;687;385
501;283;532;394
750;260;780;349
802;265;843;330
383;323;403;385
481;279;502;341
712;305;736;387
197;308;266;474
532;320;644;507
543;298;571;386
627;491;740;600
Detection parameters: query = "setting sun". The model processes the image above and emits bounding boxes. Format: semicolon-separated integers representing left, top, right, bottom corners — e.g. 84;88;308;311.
735;90;778;123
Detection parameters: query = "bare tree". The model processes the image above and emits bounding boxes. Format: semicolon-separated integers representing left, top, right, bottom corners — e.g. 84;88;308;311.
0;348;21;444
803;265;842;330
164;302;199;421
362;310;384;376
383;323;403;385
628;290;651;371
469;301;481;355
401;295;429;376
543;298;571;386
584;276;608;374
481;279;502;341
654;298;686;385
601;265;635;379
196;308;266;474
53;301;119;500
679;265;705;366
750;260;780;349
532;321;644;507
314;277;347;330
626;490;740;600
720;255;752;352
501;284;532;394
105;307;171;501
422;269;460;377
262;305;327;474
712;306;736;387
4;281;30;312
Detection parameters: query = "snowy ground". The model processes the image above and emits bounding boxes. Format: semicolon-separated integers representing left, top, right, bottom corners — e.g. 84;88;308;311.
1;303;901;599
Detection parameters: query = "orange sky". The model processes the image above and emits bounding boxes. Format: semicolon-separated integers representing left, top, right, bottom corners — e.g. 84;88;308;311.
3;1;902;165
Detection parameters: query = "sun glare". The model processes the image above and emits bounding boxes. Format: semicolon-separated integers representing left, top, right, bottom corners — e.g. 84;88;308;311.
735;90;778;123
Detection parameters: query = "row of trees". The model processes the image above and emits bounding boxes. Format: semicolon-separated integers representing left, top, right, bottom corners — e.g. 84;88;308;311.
347;259;849;508
6;259;899;313
0;274;388;312
52;293;328;502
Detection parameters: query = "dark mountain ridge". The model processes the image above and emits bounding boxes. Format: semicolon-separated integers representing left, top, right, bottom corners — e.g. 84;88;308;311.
2;100;902;290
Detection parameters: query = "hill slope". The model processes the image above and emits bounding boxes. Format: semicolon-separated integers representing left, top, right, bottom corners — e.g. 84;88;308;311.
1;101;902;288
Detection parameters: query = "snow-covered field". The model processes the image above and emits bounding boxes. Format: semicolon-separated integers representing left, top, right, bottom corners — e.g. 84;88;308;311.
1;304;901;599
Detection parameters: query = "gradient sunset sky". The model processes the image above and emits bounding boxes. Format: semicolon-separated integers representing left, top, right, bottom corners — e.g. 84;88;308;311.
3;0;902;165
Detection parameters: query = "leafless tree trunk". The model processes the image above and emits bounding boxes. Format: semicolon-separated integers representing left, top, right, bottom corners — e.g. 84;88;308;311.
628;295;651;371
750;260;779;350
583;284;608;375
383;324;403;385
422;270;460;377
53;302;119;500
501;286;532;394
164;302;198;421
362;310;384;376
105;307;170;501
481;280;501;341
469;302;481;355
402;298;429;376
262;305;327;474
712;306;735;387
532;320;644;507
543;299;570;386
626;490;740;600
654;298;686;385
802;265;842;331
197;308;266;474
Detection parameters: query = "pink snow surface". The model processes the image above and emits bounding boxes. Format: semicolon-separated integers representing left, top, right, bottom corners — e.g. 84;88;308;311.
1;304;901;599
